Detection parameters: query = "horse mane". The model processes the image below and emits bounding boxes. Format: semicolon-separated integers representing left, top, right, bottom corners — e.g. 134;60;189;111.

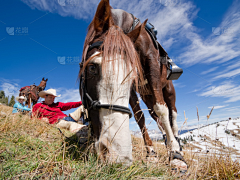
79;23;145;92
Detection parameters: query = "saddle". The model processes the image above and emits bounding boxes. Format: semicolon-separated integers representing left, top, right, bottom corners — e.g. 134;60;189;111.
19;85;36;93
19;86;30;92
19;85;38;100
145;22;183;80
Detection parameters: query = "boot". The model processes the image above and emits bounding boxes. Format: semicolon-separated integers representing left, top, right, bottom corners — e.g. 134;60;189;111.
56;120;86;133
69;122;86;133
69;105;84;122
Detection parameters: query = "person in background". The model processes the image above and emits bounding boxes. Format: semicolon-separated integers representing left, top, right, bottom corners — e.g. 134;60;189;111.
12;96;32;114
32;89;85;133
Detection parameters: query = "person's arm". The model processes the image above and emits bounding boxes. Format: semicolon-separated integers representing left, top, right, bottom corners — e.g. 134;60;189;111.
22;106;31;111
58;101;82;111
14;103;31;112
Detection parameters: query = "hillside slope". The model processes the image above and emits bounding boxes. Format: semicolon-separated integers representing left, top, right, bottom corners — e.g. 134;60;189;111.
179;118;240;161
1;104;240;179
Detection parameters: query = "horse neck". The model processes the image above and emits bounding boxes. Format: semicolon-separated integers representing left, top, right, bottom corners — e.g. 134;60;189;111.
38;81;46;88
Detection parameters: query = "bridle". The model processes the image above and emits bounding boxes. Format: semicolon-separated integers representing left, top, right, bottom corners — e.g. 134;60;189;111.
80;50;133;121
80;14;140;123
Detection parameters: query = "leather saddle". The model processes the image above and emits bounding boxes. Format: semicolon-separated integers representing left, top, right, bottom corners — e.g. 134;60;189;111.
145;22;183;80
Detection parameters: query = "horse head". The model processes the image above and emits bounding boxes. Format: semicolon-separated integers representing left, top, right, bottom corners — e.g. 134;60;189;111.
39;77;48;91
79;0;144;165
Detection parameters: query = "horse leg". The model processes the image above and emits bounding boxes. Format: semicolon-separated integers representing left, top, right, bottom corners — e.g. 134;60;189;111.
144;65;178;150
141;95;166;139
163;81;182;150
27;94;31;108
129;89;156;157
146;64;187;170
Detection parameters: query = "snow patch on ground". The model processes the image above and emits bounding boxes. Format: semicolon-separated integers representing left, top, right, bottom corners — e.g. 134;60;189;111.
179;117;240;161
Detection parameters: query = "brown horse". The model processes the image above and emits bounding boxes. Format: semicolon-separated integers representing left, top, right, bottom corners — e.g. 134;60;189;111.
19;78;48;108
127;22;180;149
79;0;187;170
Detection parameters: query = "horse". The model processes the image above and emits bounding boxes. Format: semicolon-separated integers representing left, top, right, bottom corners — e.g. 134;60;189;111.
19;78;48;108
79;0;187;171
127;21;186;167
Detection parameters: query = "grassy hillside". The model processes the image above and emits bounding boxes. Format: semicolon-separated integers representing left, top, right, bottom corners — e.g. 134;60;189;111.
0;104;240;179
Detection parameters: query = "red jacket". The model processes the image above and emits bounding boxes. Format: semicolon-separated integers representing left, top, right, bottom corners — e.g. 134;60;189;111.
32;101;82;124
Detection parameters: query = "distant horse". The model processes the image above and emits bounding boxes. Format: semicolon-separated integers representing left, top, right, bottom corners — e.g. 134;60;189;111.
19;78;48;108
79;0;187;171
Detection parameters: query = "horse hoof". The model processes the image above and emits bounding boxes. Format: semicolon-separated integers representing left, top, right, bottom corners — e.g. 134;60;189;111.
146;156;158;162
170;159;187;171
146;151;158;162
169;151;188;172
171;167;187;177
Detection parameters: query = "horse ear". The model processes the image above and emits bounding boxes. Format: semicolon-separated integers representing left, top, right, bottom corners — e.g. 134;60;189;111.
127;19;148;43
42;77;44;80
46;78;48;82
93;0;112;34
141;19;148;31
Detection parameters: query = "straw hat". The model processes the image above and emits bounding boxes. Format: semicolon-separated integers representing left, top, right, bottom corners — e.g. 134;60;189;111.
39;88;61;98
16;96;27;102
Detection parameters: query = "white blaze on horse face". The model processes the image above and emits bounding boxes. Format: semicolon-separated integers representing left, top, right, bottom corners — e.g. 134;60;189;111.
153;103;179;152
90;52;133;165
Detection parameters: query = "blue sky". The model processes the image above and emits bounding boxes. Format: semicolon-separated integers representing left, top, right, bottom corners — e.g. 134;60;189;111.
1;0;240;131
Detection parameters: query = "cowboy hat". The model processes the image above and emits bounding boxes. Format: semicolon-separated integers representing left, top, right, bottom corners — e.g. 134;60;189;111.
39;88;61;98
16;96;27;102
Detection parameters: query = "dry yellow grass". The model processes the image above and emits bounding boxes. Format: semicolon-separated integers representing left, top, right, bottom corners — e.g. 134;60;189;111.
0;104;240;179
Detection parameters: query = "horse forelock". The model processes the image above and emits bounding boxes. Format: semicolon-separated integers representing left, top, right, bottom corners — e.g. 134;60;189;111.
80;24;144;92
102;25;143;88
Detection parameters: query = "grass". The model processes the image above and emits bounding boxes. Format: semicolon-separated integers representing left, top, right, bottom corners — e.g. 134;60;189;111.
0;104;240;179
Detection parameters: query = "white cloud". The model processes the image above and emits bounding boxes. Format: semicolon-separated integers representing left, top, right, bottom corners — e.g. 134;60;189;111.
207;59;240;80
21;0;197;51
199;81;240;103
0;79;20;101
173;82;185;88
21;0;99;20
200;66;219;75
213;68;240;80
180;0;240;67
54;87;81;103
21;0;240;73
208;105;228;110
223;106;240;112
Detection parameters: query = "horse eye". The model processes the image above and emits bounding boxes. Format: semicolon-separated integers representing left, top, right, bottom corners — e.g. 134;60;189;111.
88;64;97;74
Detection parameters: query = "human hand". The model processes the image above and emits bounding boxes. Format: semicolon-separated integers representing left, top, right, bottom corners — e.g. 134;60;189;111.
41;117;49;123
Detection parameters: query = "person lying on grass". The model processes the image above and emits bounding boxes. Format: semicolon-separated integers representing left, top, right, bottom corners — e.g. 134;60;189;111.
32;88;86;133
12;96;31;114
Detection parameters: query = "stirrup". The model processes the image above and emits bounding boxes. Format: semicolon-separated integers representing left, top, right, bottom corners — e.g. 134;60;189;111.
167;59;183;80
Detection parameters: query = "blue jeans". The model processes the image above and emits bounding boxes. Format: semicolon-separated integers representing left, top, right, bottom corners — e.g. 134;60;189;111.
62;116;76;122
